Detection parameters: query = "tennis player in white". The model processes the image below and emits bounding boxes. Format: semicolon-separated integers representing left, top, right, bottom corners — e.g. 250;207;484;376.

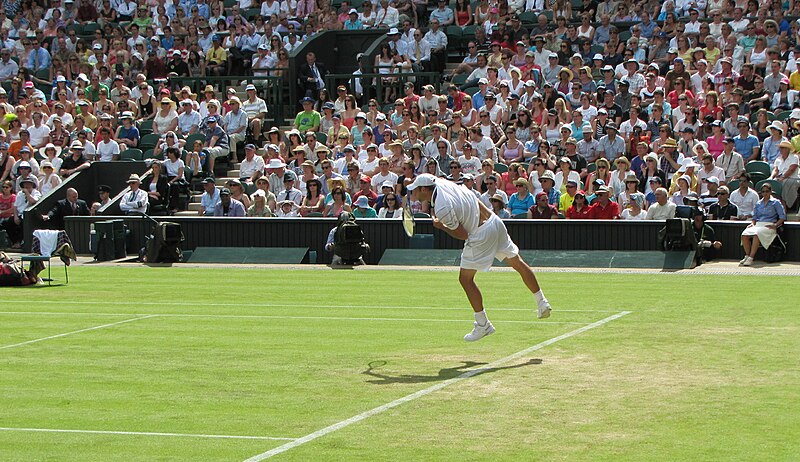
407;173;551;342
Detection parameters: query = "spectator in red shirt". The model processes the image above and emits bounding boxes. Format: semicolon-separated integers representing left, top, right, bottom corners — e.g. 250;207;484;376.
588;185;620;219
351;175;378;207
447;84;467;112
565;190;591;218
528;191;559;219
403;82;420;110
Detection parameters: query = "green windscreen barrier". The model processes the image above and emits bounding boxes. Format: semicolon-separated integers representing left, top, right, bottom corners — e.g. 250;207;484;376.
379;250;695;270
187;247;309;264
380;249;463;266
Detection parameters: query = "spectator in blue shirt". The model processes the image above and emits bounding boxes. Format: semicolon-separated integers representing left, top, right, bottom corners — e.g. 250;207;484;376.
740;182;786;266
343;9;363;29
733;121;761;162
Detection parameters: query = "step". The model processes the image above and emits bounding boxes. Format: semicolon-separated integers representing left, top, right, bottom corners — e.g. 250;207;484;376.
188;202;202;212
175;210;198;217
227;170;240;177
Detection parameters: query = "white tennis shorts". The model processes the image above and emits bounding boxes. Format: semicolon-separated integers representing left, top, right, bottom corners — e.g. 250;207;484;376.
460;214;519;271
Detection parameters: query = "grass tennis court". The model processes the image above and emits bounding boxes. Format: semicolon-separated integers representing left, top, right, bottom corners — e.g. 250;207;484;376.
1;266;798;461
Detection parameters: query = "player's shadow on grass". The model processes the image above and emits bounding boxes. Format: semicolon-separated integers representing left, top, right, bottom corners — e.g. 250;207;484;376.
363;359;542;385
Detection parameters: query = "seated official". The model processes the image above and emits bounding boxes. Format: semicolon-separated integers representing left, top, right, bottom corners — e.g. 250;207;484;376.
739;183;786;267
41;187;90;229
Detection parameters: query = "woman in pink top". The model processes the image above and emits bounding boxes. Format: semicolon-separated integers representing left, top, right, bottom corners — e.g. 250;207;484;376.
705;120;725;158
501;162;528;197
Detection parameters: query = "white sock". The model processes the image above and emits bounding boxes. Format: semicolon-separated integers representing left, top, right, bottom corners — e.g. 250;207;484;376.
474;310;488;326
534;290;547;305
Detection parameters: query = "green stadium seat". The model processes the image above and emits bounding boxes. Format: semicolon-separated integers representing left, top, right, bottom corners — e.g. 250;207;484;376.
184;133;206;150
755;179;782;199
143;149;154;159
138;133;161;151
138;119;153;133
726;180;739;191
453;74;468;86
587;162;597;173
120;148;144;161
746;161;771;177
461;25;477;38
465;86;480;96
446;25;463;40
306;211;324;217
244;7;260;20
774;111;791;121
748;172;768;184
518;11;537;24
83;23;101;35
315;132;328;145
493;163;508;173
512;213;528;218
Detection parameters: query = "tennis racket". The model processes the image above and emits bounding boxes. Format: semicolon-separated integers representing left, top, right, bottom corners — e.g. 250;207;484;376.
402;205;415;237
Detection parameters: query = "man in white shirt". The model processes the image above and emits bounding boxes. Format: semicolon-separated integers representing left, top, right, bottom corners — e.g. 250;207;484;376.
0;48;18;81
370;158;398;191
424;19;448;73
222;96;248;161
407;174;551;342
241;84;268;142
26;112;50;149
409;29;431;71
238;144;265;183
119;174;149;214
375;0;399;28
468;126;496;162
47;103;73;130
645;187;677;220
696;153;726;194
95;127;120;162
729;174;759;219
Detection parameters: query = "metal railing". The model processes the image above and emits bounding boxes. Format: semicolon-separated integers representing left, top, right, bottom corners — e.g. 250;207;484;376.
167;73;289;122
323;72;441;105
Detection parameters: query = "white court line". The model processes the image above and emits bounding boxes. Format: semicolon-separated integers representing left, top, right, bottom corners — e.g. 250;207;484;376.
243;311;632;461
0;312;587;325
0;300;619;313
0;315;157;351
0;427;295;441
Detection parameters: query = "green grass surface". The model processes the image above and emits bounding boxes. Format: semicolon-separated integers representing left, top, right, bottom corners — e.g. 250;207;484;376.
1;267;798;461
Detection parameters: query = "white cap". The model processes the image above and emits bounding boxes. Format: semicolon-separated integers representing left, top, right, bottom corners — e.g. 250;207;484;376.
407;173;437;190
92;43;102;50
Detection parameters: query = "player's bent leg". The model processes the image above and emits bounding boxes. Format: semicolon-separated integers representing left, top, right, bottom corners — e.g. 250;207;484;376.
459;268;484;313
504;255;551;319
459;268;495;342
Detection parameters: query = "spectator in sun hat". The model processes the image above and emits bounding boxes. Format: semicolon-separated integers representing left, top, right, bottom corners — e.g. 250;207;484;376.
351;195;377;218
59;141;90;178
761;121;788;167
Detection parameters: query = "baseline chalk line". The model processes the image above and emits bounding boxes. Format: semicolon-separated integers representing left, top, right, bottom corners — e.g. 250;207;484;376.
0;315;158;351
243;311;632;461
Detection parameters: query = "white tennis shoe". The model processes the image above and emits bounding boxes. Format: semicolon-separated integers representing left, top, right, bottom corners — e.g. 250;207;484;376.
537;302;552;319
739;256;750;265
741;256;754;266
464;321;495;342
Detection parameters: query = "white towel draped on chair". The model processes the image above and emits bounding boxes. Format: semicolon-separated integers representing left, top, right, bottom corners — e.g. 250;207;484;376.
32;230;61;257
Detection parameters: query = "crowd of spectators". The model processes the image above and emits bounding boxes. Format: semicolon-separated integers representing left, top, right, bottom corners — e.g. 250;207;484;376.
0;0;797;254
